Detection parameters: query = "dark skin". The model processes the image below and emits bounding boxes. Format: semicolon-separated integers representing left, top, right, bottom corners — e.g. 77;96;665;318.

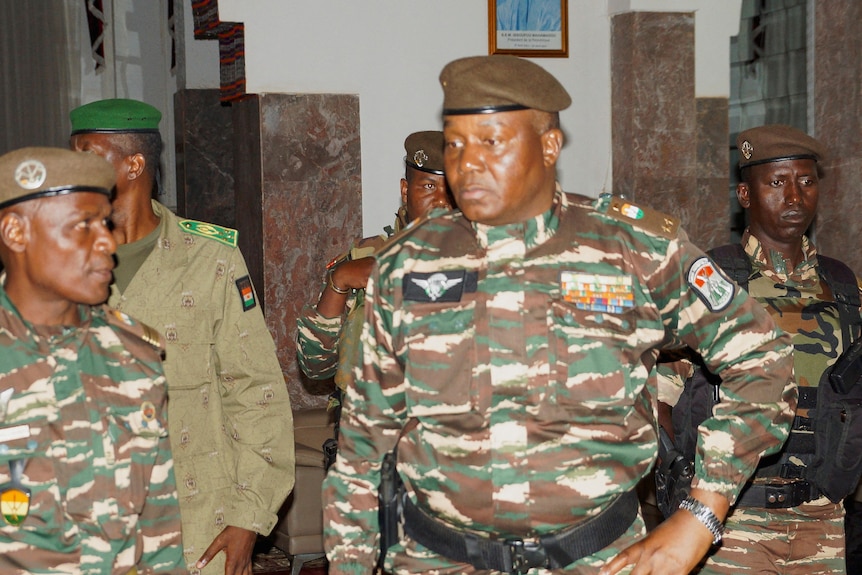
315;167;451;319
443;108;728;575
0;192;115;326
737;158;819;269
71;133;258;575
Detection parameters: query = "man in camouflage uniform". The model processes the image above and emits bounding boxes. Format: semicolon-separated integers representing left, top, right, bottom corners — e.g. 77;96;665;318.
297;130;452;396
0;147;184;574
322;55;797;575
69;99;295;575
680;125;860;574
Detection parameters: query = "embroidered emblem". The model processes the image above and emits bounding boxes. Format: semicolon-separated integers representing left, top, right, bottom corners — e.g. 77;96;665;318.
413;149;428;168
14;160;46;190
235;276;257;311
619;203;644;220
0;487;30;525
740;139;753;160
110;309;134;326
561;272;634;313
141;401;156;425
688;257;734;312
403;271;478;303
178;219;238;247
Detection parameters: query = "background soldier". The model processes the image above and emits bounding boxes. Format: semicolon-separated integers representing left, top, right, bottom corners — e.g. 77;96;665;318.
661;125;862;575
0;147;184;573
69;99;295;575
322;55;797;574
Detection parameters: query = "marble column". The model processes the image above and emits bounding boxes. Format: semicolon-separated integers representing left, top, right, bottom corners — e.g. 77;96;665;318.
812;1;862;275
234;94;362;410
611;11;730;250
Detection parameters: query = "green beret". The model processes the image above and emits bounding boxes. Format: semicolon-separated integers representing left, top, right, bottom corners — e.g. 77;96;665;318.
440;55;571;115
404;131;445;175
0;147;115;210
70;98;162;135
737;124;826;169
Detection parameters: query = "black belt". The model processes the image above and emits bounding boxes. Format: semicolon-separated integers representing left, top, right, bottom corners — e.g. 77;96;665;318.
402;490;638;574
736;481;818;508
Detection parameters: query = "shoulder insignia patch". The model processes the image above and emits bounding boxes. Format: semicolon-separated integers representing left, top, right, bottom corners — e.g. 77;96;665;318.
604;197;680;240
688;257;734;312
235;275;257;312
178;219;238;247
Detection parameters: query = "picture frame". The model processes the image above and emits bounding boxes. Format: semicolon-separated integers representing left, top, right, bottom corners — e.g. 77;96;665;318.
488;0;568;58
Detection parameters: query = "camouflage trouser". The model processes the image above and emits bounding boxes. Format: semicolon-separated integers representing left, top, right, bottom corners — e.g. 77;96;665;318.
697;496;845;575
384;514;647;574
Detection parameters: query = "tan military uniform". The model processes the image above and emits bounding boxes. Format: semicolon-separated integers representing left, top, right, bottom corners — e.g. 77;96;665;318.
108;201;295;573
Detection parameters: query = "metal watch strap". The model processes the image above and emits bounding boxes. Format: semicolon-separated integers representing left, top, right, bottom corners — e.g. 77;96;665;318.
679;496;724;545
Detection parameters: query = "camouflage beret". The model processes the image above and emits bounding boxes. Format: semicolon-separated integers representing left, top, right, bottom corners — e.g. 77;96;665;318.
404;131;445;175
0;147;115;210
440;55;571;115
737;124;826;169
70;98;162;135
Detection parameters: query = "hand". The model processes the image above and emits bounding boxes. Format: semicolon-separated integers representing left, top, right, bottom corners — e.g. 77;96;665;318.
196;525;258;575
317;257;376;318
599;488;728;575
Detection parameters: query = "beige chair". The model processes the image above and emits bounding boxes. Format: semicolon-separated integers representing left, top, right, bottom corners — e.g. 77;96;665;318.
272;408;336;575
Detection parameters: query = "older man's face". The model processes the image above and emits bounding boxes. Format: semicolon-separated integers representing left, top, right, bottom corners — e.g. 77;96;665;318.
443;109;559;226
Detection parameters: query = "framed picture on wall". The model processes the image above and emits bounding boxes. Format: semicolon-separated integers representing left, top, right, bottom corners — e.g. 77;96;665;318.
488;0;568;57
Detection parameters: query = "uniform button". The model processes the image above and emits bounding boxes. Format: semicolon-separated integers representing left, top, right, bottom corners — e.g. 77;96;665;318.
564;313;574;325
454;320;465;330
620;320;629;330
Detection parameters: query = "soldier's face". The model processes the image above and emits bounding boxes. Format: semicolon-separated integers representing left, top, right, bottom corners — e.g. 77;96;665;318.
400;168;452;223
70;133;129;199
737;158;819;247
16;193;116;309
443;109;561;225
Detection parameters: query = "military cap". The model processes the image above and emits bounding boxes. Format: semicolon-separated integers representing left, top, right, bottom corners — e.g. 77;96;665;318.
404;131;445;175
70;98;162;135
737;124;826;169
0;147;115;210
440;55;571;115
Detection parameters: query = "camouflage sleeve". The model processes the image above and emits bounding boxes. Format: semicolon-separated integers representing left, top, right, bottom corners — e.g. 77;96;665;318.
296;284;346;380
658;230;797;503
137;430;186;573
655;359;693;407
216;247;296;535
322;259;405;574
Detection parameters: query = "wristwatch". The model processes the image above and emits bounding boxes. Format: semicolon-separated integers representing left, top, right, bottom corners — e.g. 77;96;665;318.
679;496;724;545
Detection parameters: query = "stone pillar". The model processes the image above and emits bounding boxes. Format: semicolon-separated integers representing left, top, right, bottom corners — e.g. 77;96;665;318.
174;89;236;228
234;93;362;410
611;11;729;250
812;1;862;275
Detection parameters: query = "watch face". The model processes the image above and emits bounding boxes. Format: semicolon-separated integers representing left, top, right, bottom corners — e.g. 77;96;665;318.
0;487;30;525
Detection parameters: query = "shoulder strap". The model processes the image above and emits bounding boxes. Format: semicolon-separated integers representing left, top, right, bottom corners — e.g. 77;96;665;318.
707;244;751;290
816;255;862;345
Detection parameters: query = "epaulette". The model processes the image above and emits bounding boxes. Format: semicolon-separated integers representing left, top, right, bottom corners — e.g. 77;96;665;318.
102;307;165;353
177;219;238;248
598;194;680;240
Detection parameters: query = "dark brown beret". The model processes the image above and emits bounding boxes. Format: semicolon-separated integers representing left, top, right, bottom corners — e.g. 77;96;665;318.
0;147;114;210
737;124;827;169
440;55;571;115
404;131;445;175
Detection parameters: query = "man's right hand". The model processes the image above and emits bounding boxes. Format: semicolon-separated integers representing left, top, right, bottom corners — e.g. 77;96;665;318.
316;257;376;318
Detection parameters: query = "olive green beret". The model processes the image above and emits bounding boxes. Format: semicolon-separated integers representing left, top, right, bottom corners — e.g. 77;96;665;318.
0;147;114;210
737;124;826;169
70;98;162;135
440;55;571;115
404;131;445;175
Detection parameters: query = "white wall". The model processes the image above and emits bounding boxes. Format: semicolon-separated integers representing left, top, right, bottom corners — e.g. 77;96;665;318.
218;0;740;236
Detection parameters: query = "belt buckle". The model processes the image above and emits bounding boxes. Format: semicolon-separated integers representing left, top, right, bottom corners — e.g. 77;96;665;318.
505;538;547;575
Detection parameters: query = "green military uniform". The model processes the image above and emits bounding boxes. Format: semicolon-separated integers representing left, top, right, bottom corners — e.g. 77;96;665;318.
108;200;295;573
323;189;797;574
0;284;184;574
696;231;854;575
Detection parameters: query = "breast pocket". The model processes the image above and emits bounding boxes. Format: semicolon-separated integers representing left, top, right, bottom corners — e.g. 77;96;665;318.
547;300;639;410
147;307;216;390
402;301;478;420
